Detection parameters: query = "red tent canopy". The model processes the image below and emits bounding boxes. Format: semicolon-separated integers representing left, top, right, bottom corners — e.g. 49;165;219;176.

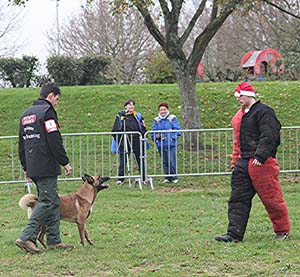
240;48;284;75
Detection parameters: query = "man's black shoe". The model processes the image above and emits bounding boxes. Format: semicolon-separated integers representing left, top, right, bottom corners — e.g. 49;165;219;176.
214;234;240;243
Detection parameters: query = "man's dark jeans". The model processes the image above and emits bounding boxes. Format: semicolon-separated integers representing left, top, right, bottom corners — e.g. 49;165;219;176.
19;176;61;246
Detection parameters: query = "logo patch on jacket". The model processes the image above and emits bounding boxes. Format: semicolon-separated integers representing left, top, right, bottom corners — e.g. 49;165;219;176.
22;114;37;125
44;119;58;133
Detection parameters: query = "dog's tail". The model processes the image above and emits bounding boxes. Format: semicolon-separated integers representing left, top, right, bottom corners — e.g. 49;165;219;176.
19;193;38;218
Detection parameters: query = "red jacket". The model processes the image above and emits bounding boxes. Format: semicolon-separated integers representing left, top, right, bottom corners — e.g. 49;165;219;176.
231;108;244;168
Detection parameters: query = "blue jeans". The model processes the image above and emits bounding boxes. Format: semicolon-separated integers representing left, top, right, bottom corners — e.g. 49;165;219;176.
158;147;178;181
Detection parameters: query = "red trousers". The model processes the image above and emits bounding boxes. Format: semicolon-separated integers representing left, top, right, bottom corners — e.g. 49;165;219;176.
248;157;290;234
227;157;290;240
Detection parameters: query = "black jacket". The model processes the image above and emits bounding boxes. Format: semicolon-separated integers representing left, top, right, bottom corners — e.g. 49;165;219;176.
112;110;146;139
240;101;281;163
18;98;69;178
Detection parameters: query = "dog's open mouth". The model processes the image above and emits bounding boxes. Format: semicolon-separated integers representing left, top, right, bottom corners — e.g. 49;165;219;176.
97;184;109;192
96;176;110;191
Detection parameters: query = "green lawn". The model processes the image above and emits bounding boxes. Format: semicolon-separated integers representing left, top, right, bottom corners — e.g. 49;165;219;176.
1;175;300;276
1;81;300;276
1;81;300;137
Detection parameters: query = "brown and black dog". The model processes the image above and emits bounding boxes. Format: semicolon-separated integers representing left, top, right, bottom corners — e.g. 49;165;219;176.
19;174;110;247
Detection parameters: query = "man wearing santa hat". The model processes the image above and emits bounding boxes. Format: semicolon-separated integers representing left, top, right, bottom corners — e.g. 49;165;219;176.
215;82;290;242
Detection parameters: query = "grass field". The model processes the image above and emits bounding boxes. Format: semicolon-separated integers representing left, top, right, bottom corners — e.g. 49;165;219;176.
1;81;300;136
1;81;300;276
1;175;300;276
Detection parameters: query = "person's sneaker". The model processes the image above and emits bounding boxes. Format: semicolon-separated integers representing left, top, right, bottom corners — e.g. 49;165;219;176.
172;179;179;184
162;179;170;184
214;234;241;243
15;239;41;254
275;233;289;240
48;243;74;250
116;180;124;185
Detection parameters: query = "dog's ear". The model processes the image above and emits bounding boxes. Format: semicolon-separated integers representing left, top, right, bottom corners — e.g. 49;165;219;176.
82;174;94;184
99;176;110;184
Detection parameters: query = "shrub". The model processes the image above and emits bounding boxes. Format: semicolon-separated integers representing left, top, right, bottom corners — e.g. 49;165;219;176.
145;49;176;84
0;56;39;87
77;56;111;85
46;55;111;86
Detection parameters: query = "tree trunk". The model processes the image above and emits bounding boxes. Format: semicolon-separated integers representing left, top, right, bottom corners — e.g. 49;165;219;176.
173;63;201;150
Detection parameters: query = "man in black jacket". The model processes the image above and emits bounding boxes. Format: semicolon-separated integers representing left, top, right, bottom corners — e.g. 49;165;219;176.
215;82;290;243
16;82;73;254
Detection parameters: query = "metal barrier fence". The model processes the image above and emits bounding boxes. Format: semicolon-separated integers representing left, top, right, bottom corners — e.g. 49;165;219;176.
1;127;299;188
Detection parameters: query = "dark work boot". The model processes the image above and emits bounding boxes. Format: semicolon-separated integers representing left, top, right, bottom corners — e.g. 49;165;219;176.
15;239;41;254
214;234;241;243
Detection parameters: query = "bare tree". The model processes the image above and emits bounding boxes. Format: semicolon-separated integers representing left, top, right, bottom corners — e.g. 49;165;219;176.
111;0;299;149
180;2;246;81
114;0;250;139
0;0;23;57
201;0;300;80
9;0;300;136
47;0;156;84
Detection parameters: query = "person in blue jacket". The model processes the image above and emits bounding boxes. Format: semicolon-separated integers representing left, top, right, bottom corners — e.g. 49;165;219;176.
151;102;181;183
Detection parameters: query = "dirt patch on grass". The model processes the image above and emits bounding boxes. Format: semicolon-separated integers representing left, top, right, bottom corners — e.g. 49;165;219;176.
158;187;205;193
281;174;300;183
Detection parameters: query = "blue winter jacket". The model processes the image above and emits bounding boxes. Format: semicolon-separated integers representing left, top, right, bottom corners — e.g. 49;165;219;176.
151;113;181;149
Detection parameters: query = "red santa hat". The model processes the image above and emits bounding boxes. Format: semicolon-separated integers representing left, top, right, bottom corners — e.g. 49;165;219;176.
234;82;256;98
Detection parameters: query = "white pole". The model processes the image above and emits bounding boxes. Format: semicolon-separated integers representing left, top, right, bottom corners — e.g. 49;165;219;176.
56;0;60;55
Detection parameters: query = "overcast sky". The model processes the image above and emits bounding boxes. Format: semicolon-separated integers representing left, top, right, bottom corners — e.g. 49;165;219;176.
17;0;85;62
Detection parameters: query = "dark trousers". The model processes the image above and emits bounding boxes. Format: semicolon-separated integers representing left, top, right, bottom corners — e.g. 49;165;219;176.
118;135;145;181
19;176;61;246
227;158;255;241
227;158;290;241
